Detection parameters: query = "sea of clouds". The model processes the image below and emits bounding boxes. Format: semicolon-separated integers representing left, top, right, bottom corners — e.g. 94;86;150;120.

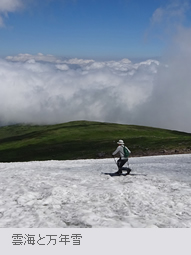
0;54;159;126
1;39;191;133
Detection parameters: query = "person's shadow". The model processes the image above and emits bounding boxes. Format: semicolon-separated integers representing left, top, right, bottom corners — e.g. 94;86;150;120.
103;167;131;177
102;167;147;177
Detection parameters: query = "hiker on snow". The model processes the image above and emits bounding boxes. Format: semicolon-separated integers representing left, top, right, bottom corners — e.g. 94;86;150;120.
112;139;131;175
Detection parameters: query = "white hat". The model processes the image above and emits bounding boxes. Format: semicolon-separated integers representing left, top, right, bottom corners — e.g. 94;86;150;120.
117;139;124;145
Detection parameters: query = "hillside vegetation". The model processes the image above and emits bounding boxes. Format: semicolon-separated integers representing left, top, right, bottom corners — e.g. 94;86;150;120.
0;120;191;162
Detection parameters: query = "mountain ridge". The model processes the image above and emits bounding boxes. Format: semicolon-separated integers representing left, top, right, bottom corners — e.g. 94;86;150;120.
0;120;191;162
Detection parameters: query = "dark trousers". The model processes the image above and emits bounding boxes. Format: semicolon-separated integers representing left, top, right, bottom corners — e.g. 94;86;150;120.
117;158;128;173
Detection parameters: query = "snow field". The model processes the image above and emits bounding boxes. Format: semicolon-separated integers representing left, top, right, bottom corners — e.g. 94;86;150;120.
0;154;191;228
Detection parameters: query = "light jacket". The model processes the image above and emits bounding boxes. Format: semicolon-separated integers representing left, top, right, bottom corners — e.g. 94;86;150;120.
112;145;131;159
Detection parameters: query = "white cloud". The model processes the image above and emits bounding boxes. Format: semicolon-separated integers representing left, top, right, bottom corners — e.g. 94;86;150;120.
0;0;23;13
0;55;159;128
3;50;191;133
151;0;189;25
0;0;27;27
149;0;190;41
137;0;191;132
138;26;191;133
6;53;62;63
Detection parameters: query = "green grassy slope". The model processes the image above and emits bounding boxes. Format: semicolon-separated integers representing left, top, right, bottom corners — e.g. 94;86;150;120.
0;120;191;162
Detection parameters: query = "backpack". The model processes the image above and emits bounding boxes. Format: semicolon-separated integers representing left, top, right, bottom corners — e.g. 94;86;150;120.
123;146;129;158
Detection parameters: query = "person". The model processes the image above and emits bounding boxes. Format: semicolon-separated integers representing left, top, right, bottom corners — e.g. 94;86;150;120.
112;139;131;175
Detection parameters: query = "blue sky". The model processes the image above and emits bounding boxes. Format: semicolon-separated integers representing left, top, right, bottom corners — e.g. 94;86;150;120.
1;1;191;131
0;0;191;60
